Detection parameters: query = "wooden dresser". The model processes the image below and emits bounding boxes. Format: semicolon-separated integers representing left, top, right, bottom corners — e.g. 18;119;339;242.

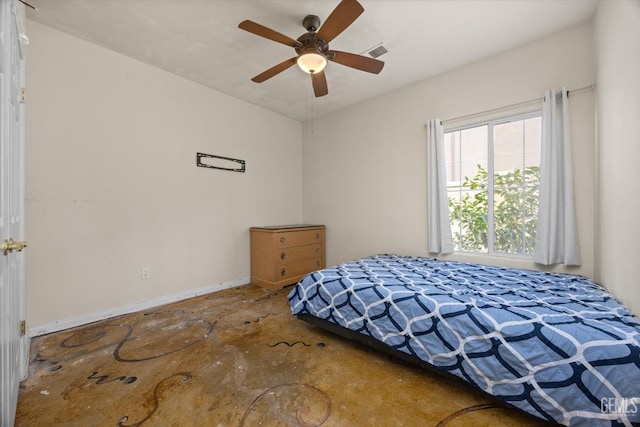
250;224;325;290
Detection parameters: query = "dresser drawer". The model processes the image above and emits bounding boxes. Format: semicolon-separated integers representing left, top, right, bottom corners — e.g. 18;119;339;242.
277;257;324;282
277;244;323;263
275;228;324;248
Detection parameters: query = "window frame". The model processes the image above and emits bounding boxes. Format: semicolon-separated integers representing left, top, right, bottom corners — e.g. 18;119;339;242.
444;110;542;259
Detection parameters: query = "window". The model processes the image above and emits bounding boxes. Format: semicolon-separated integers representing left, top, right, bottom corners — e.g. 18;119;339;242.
444;112;542;256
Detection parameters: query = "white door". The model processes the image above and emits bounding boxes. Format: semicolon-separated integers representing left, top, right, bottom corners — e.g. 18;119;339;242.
0;0;27;425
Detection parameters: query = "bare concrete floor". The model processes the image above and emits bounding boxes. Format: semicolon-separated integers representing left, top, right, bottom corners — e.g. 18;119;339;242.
16;284;553;426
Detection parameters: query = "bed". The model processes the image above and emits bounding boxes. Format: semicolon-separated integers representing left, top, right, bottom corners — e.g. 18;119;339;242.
288;254;640;426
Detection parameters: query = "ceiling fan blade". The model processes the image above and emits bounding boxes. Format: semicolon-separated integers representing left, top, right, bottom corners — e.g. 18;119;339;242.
312;71;328;97
328;50;384;74
238;20;302;48
251;57;298;83
316;0;364;44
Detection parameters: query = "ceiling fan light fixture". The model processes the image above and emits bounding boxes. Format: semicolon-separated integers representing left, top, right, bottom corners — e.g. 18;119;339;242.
297;51;327;74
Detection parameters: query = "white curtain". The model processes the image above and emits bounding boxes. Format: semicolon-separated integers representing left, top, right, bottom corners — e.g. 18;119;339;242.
534;88;581;266
427;119;453;254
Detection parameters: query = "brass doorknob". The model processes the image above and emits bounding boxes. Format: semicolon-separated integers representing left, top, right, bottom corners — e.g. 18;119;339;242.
2;239;27;255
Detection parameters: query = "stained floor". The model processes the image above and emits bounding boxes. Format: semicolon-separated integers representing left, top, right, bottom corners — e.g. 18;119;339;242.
16;284;553;426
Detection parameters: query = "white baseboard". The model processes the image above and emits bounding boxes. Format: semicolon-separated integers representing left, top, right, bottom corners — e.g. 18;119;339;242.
28;276;251;338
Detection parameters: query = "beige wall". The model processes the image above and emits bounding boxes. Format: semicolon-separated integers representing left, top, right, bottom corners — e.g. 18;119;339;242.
25;21;302;327
302;23;596;278
595;0;640;314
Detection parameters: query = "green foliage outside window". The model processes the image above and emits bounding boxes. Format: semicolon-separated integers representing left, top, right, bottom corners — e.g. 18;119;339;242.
448;165;540;255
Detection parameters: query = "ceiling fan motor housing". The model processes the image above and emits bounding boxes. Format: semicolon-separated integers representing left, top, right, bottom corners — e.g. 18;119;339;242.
295;32;329;56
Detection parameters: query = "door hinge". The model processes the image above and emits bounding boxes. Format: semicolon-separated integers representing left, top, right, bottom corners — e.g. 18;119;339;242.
19;320;26;336
20;87;26;103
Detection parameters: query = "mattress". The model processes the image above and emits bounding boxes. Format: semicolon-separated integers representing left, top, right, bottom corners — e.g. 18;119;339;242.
288;254;640;426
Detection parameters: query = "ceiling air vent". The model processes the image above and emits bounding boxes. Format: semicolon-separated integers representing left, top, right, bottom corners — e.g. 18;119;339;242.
367;44;388;59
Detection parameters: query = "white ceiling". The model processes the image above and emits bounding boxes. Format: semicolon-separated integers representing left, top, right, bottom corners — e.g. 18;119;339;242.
25;0;598;122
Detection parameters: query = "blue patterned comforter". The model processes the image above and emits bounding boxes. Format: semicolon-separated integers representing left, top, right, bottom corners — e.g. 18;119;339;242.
288;254;640;426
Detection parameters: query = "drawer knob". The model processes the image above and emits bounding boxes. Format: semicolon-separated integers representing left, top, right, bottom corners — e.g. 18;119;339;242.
316;246;320;253
280;268;286;276
315;232;320;239
280;252;285;260
280;237;285;243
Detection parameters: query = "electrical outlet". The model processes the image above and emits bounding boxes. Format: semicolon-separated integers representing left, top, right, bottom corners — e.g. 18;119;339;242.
141;267;151;280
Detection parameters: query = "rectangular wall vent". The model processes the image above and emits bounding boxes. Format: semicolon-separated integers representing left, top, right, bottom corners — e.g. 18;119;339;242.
368;45;388;58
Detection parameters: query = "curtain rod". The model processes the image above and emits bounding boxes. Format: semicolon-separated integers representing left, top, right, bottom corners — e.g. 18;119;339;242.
441;84;595;125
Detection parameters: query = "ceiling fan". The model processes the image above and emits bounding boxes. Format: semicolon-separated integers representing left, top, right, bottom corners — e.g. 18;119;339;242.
238;0;384;97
